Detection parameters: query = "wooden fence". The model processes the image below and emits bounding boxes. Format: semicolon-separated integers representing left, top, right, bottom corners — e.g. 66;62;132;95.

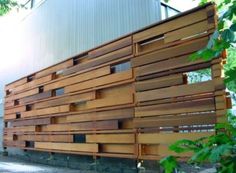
3;3;231;160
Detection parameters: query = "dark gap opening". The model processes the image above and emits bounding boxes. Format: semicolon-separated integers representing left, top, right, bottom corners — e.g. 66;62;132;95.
13;134;18;141
139;34;164;46
118;121;122;129
111;61;131;74
73;134;86;143
6;89;12;96
26;104;34;111
16;112;21;119
52;88;64;97
70;101;86;111
38;86;44;93
27;74;35;82
36;125;42;132
4;122;8;128
73;52;88;65
14;99;20;106
25;141;35;148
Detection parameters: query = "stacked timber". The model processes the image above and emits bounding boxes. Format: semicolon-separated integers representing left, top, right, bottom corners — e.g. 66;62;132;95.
3;3;230;160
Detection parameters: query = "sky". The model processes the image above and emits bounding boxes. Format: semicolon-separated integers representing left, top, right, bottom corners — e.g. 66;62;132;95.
164;0;201;11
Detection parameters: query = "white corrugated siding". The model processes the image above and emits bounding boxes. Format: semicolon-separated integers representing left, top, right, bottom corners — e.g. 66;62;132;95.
0;0;161;115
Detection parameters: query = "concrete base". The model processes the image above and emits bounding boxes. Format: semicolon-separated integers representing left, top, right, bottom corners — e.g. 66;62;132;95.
5;148;161;173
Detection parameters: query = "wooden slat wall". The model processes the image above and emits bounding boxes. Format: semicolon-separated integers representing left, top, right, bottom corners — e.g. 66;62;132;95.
3;4;230;160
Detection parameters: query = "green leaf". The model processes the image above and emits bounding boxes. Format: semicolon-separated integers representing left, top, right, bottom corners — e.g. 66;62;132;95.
218;20;224;30
224;0;231;4
222;29;235;42
190;147;210;163
160;156;178;173
209;144;232;163
230;23;236;31
169;139;202;153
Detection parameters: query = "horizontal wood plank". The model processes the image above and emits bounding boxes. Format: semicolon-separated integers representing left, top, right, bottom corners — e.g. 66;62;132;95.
35;142;98;153
86;134;135;144
136;79;224;102
89;36;132;58
18;135;73;142
44;66;110;91
131;37;208;67
138;132;214;144
41;120;119;132
135;98;215;117
135;74;185;91
65;69;133;93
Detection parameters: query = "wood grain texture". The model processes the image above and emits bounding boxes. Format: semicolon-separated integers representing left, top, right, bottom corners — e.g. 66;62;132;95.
35;142;98;153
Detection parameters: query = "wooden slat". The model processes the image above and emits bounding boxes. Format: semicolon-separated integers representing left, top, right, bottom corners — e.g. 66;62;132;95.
35;142;98;153
141;144;191;157
34;91;96;109
135;74;185;91
21;105;70;118
4;101;15;108
86;134;135;144
72;84;133;111
65;69;133;93
20;91;52;104
5;78;27;91
18;135;73;142
3;140;26;147
135;54;205;77
136;93;214;106
4;126;37;133
133;8;208;43
136;79;224;102
13;74;53;93
136;61;211;81
131;37;208;67
12;117;51;127
35;59;73;78
134;112;216;128
64;46;132;75
41;120;119;132
3;135;13;141
135;98;215;117
44;66;110;91
101;144;134;154
5;106;26;115
164;20;214;43
5;88;39;102
88;36;132;58
137;132;214;144
66;108;134;123
4;113;17;120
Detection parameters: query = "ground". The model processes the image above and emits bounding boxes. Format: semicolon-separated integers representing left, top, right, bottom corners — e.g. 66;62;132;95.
0;155;91;173
0;154;216;173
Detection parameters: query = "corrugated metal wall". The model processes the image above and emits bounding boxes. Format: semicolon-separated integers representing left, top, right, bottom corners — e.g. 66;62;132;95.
0;0;162;150
1;0;161;84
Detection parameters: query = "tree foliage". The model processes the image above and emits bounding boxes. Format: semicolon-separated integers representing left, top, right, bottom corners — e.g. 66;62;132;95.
161;0;236;173
0;0;18;16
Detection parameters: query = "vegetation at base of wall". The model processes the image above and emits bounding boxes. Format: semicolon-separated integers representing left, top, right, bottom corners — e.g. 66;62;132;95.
160;0;236;173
